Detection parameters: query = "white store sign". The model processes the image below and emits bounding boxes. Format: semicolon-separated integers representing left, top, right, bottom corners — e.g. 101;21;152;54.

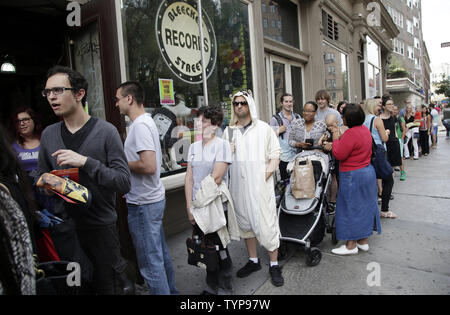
156;0;217;84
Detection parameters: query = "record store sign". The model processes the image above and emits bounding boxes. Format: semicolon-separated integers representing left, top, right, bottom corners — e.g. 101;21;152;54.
156;0;217;84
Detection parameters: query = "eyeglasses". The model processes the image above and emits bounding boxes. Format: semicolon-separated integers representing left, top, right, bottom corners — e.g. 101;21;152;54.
115;95;128;103
303;110;316;113
41;87;77;97
17;117;32;124
232;101;248;107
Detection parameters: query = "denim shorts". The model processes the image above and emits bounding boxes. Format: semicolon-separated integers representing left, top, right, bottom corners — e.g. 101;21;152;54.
431;125;438;135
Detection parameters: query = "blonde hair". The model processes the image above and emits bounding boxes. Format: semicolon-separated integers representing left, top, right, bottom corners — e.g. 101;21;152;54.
364;98;380;115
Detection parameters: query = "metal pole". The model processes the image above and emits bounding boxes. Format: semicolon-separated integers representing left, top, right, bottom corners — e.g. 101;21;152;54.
197;0;209;105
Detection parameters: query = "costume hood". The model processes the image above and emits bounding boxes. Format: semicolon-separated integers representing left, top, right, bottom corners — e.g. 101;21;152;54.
229;90;258;126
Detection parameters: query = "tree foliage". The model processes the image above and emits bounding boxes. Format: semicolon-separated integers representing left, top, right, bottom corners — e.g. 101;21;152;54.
388;55;409;79
434;76;450;98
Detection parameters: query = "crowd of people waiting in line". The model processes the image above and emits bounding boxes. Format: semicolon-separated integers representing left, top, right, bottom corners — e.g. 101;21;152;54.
0;64;447;295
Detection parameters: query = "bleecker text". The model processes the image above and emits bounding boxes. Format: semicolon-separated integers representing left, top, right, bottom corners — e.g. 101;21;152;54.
168;4;199;24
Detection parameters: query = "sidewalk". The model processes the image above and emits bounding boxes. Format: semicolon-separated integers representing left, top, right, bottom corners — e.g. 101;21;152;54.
163;132;450;295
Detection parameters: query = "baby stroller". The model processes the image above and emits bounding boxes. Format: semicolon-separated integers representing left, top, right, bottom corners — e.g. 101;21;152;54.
275;146;336;266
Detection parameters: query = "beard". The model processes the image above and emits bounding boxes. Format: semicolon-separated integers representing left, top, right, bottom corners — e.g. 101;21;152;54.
234;109;250;120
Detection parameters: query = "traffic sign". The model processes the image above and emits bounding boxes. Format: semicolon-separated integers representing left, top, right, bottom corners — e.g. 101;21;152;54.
441;42;450;48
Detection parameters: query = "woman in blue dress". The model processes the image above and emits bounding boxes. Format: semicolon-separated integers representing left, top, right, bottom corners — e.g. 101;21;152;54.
327;104;381;255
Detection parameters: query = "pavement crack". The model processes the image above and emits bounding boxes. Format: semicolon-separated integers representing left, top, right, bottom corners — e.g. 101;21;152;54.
394;192;450;200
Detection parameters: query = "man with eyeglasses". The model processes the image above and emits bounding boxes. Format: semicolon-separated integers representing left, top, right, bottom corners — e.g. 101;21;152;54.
223;91;284;287
115;81;178;295
37;66;132;295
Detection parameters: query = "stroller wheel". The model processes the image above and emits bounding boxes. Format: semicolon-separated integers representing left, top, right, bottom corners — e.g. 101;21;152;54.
306;248;321;267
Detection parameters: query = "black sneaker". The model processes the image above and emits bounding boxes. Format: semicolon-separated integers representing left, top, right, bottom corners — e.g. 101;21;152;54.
269;265;284;287
236;260;261;278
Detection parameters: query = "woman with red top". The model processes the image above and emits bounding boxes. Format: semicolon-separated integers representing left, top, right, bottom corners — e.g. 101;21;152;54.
327;103;381;255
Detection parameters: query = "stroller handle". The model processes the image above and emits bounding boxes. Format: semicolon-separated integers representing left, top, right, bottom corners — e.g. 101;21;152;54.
302;145;326;151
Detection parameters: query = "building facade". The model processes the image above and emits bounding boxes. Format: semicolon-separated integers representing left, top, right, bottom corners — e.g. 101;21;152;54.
382;0;431;107
0;0;398;259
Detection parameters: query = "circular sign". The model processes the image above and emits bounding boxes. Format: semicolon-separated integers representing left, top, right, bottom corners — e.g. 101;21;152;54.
156;0;217;84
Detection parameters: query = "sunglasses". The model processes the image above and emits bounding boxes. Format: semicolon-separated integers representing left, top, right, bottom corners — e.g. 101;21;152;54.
233;101;248;107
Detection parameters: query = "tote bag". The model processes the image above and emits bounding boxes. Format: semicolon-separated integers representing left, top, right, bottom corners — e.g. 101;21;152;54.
369;117;393;179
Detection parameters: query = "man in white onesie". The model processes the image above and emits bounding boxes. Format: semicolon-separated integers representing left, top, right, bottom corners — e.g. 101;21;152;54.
223;91;283;287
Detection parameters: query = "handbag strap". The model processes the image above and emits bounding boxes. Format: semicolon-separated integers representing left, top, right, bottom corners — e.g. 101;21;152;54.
368;117;378;156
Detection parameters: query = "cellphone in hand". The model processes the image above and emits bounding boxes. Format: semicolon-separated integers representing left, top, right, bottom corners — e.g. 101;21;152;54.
305;138;314;145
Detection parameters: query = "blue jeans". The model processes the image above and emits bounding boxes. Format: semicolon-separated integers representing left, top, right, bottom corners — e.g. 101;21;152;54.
127;199;178;295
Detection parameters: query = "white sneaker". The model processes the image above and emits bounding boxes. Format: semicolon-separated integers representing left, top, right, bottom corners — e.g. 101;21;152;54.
331;245;358;255
356;242;369;252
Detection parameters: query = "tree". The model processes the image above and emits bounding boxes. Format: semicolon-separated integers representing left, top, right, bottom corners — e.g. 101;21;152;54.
434;75;450;98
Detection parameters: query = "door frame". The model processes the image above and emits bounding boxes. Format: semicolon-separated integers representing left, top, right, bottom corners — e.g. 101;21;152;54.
68;0;124;137
265;53;305;116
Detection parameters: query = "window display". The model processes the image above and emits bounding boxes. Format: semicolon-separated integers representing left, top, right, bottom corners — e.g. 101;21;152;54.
121;0;253;176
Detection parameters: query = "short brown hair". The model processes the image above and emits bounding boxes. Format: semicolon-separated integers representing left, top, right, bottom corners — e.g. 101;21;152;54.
46;66;88;106
280;93;293;103
315;90;330;103
198;106;223;126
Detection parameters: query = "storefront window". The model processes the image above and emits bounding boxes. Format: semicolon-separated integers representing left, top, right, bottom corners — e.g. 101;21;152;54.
261;0;299;48
366;36;381;98
121;0;252;176
322;42;349;105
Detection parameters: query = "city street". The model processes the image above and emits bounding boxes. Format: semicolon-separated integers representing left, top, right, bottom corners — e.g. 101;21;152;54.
165;130;450;295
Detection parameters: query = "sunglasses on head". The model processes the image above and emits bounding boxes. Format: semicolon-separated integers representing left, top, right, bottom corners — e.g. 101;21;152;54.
233;101;248;107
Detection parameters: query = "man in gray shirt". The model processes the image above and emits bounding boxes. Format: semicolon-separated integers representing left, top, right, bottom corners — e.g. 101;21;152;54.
38;66;131;294
116;81;178;295
314;89;341;212
314;89;343;126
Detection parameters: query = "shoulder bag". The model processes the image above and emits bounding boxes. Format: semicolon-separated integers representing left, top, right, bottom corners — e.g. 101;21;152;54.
369;117;393;179
186;228;219;272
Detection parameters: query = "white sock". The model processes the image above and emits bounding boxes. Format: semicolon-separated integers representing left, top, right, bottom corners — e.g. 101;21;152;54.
249;257;258;264
270;261;279;267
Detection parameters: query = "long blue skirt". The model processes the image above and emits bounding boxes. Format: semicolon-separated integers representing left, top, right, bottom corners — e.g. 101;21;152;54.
336;164;381;241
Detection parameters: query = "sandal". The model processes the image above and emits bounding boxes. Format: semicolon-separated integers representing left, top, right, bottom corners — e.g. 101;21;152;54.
380;211;398;219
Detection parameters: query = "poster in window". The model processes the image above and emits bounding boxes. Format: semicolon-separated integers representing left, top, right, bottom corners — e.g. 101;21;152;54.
159;78;175;105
